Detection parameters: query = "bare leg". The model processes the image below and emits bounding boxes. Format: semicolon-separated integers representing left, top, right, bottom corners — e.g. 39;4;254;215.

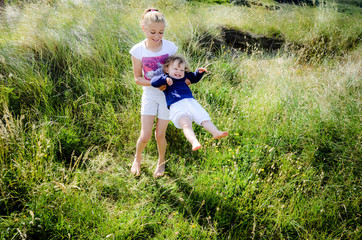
201;120;228;139
153;118;169;178
178;115;202;151
131;115;155;176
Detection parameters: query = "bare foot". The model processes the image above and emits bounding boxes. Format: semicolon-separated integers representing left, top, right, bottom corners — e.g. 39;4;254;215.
213;131;229;139
131;158;141;176
192;140;202;151
154;163;165;178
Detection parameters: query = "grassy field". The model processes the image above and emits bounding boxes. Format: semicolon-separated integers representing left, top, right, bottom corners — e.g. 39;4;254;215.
0;0;361;239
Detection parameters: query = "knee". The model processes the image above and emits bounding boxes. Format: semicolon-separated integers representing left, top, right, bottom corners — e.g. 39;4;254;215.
154;130;166;142
178;120;188;128
178;116;191;128
139;133;152;144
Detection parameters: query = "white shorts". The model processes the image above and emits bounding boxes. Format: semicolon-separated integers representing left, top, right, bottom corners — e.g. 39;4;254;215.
170;98;211;129
141;86;170;120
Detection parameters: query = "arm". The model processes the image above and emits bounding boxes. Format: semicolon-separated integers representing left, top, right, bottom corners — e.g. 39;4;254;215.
131;56;151;86
151;74;168;88
132;56;168;90
186;68;207;84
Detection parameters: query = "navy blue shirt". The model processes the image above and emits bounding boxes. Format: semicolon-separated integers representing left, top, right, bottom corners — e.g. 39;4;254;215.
151;70;205;108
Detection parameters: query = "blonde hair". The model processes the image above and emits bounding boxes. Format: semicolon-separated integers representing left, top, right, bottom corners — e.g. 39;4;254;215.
163;55;190;74
141;8;166;27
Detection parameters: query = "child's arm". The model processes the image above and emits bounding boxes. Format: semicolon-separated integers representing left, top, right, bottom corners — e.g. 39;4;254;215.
186;68;207;84
131;56;168;90
151;74;168;88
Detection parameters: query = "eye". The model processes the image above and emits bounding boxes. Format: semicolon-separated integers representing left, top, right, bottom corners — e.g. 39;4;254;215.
159;31;164;34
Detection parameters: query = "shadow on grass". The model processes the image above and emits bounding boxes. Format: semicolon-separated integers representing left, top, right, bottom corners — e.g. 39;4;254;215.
139;166;253;238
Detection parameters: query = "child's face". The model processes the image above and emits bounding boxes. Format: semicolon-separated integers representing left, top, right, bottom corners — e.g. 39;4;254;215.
142;22;165;45
167;60;186;79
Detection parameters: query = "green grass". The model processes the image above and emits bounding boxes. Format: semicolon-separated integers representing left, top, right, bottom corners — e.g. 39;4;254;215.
0;0;361;239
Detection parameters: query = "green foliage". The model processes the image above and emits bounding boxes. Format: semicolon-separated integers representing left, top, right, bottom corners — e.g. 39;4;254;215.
0;0;361;239
188;0;230;4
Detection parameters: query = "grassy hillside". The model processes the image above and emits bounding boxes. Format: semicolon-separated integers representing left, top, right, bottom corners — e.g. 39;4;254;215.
0;0;361;239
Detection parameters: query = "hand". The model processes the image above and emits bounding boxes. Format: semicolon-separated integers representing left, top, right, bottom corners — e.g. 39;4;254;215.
198;68;208;73
185;78;191;86
166;77;173;86
159;84;167;91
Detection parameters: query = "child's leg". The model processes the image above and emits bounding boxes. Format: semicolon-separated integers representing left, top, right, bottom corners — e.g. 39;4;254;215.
131;115;155;176
178;115;202;151
201;120;228;139
153;118;169;178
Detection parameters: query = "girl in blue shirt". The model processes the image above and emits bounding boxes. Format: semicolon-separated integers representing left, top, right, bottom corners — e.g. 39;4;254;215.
151;55;228;151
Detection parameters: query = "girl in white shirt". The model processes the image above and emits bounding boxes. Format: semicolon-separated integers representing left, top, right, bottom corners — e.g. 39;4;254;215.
129;8;178;178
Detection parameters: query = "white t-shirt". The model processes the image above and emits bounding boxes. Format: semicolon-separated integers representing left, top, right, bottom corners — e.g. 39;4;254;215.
130;39;178;95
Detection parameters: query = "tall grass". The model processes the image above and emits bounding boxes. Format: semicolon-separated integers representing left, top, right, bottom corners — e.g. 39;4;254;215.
1;0;361;239
193;0;361;61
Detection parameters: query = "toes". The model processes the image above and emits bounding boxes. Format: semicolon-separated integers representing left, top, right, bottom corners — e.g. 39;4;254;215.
192;145;202;151
131;168;140;176
154;172;164;178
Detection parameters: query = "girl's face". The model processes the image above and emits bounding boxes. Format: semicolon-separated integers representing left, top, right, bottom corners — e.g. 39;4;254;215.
167;60;186;79
142;22;165;45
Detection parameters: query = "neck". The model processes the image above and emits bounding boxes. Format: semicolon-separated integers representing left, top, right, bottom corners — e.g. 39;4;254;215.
145;39;162;52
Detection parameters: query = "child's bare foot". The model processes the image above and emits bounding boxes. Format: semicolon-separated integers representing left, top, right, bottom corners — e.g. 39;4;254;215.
192;140;202;151
213;131;229;139
131;158;141;176
154;163;165;178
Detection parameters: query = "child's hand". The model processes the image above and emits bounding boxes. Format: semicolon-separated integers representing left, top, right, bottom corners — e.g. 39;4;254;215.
185;78;191;86
159;85;167;91
166;77;173;86
198;68;208;73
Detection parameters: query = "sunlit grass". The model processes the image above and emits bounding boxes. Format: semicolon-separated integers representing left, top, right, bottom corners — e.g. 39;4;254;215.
0;0;361;239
